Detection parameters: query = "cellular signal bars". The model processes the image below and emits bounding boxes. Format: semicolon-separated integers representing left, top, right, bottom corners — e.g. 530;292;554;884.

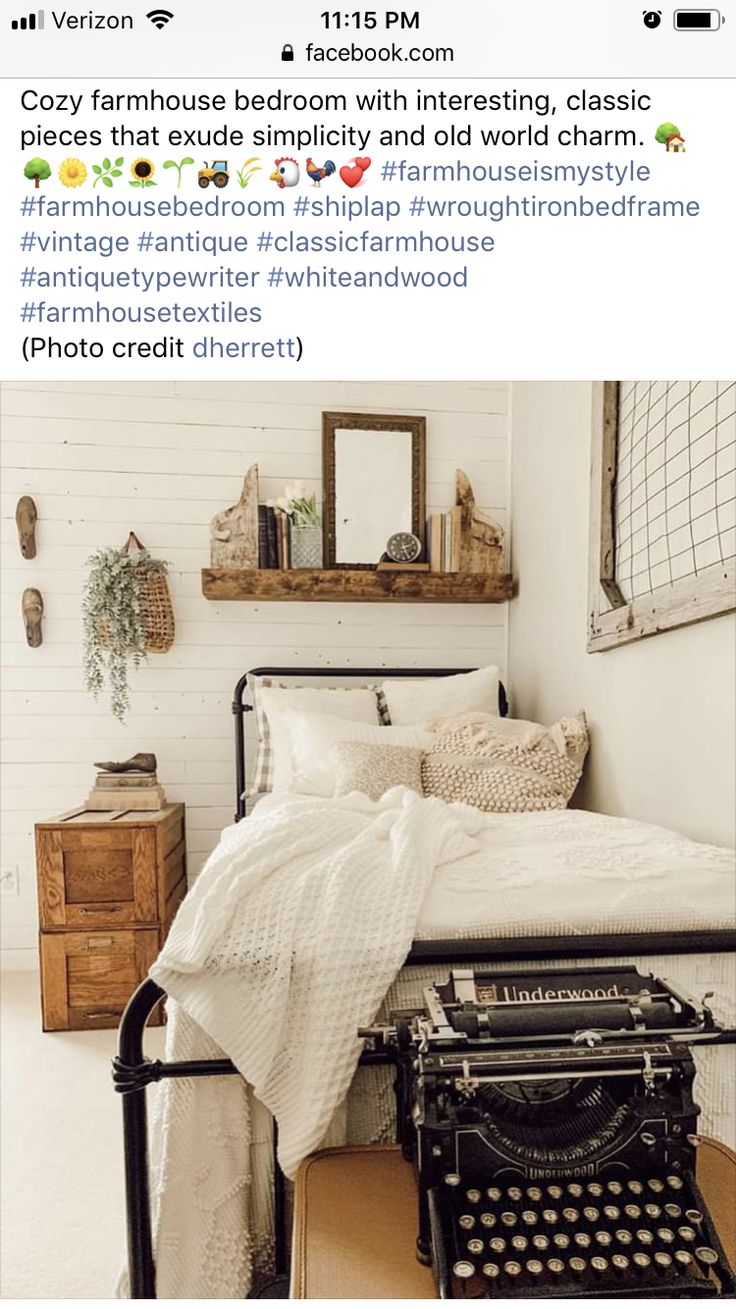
11;8;45;28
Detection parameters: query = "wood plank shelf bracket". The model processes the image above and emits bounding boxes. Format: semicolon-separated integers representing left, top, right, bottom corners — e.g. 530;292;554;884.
201;568;514;604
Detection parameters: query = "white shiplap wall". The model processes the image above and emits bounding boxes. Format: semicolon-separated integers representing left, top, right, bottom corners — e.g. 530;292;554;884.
0;380;510;967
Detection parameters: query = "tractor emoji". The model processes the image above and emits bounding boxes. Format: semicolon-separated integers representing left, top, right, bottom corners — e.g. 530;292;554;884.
198;160;229;189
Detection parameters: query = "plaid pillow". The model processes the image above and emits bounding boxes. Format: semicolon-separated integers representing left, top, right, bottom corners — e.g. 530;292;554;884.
246;677;386;798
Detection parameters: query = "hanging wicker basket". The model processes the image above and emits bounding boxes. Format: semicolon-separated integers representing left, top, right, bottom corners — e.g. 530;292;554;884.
100;532;174;654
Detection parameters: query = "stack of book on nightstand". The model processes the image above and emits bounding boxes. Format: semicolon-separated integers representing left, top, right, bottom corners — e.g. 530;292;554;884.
86;769;167;811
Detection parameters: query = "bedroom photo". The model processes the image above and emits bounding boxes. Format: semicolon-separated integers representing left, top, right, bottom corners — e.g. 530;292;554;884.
0;378;735;1301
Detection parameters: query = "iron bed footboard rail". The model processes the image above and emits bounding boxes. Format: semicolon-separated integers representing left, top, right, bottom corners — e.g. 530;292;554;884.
114;930;736;1299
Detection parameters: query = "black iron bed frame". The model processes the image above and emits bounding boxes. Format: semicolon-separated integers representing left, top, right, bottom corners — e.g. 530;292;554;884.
113;666;736;1299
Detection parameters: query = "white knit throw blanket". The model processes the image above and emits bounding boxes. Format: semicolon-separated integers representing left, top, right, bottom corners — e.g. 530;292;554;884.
151;788;481;1179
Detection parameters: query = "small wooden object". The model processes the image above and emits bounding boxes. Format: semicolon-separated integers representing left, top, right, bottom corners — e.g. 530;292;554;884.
210;464;260;568
36;804;186;1030
15;496;38;559
455;470;505;575
22;587;44;647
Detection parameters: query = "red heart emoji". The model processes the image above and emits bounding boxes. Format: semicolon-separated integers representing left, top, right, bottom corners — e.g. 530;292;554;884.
340;164;364;188
354;157;371;172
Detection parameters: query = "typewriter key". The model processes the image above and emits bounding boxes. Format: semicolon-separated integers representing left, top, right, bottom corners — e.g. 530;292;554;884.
612;1254;630;1273
677;1225;696;1243
526;1186;543;1203
685;1209;704;1227
444;1173;461;1188
624;1204;642;1221
627;1179;644;1195
615;1229;633;1246
591;1255;609;1274
633;1252;651;1270
674;1250;694;1271
467;1239;484;1256
574;1232;592;1250
583;1206;600;1223
607;1180;624;1196
489;1237;506;1255
507;1186;523;1203
636;1229;654;1247
452;1260;475;1281
657;1228;675;1245
511;1235;528;1253
594;1231;613;1247
526;1258;544;1277
458;1214;476;1230
486;1186;502;1203
547;1184;564;1201
666;1175;684;1192
603;1205;621;1222
569;1256;587;1275
547;1258;565;1276
500;1211;517;1228
562;1207;580;1224
479;1212;496;1229
664;1203;683;1220
567;1182;584;1198
553;1233;571;1251
644;1203;662;1220
503;1260;522;1278
531;1233;549;1252
694;1246;719;1268
521;1210;538;1227
647;1178;665;1194
466;1188;482;1205
654;1251;673;1271
481;1262;500;1281
542;1208;559;1225
587;1182;604;1198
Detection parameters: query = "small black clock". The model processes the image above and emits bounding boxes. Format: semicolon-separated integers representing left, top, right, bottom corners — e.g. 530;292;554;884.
385;530;422;563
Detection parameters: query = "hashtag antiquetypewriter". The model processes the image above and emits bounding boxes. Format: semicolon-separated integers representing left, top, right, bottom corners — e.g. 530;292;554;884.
360;965;736;1298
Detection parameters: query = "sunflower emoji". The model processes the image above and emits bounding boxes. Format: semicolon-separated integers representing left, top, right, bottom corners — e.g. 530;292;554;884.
59;158;87;188
130;157;156;187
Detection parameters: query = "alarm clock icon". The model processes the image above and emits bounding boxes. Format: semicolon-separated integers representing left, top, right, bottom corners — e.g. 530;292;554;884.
643;10;663;26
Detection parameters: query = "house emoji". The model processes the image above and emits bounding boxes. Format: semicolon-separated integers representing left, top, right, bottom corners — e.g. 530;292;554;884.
666;133;686;153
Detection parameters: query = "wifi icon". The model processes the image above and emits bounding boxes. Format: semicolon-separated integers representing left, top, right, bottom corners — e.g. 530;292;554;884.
147;8;173;28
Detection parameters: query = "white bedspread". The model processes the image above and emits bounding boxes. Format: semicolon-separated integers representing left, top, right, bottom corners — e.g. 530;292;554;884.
141;793;735;1299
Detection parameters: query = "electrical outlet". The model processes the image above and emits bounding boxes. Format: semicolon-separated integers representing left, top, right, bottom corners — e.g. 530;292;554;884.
0;867;19;896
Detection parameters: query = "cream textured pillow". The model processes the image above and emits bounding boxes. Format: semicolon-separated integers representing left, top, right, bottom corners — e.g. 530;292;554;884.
332;742;424;802
422;711;589;813
247;680;381;797
281;708;434;797
381;666;501;725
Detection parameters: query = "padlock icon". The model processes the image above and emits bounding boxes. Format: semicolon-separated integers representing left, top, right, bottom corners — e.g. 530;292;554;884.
281;43;294;62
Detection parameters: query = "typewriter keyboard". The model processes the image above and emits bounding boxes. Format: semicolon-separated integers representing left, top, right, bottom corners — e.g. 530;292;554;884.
442;1172;731;1297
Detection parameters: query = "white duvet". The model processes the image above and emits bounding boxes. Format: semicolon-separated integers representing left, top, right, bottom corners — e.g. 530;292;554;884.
140;791;735;1299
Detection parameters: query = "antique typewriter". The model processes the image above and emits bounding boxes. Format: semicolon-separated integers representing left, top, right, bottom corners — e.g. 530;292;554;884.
360;965;735;1298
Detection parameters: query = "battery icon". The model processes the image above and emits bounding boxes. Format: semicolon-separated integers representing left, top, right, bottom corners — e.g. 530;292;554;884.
674;9;722;28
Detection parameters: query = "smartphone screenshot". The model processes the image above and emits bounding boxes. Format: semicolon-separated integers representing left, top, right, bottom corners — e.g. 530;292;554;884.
1;1;734;1301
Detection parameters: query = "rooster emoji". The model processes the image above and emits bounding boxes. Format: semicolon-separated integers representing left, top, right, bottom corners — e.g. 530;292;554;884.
269;157;300;189
305;158;336;188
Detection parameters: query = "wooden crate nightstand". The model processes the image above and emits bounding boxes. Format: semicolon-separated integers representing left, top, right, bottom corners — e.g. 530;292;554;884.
35;804;186;1031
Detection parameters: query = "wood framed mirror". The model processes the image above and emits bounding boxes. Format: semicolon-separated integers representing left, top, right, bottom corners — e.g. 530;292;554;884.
322;412;426;568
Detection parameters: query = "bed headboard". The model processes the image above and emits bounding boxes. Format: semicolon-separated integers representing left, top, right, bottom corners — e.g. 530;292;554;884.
232;666;508;822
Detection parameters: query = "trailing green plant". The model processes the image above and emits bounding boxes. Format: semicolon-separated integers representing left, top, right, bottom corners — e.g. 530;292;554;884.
82;545;169;722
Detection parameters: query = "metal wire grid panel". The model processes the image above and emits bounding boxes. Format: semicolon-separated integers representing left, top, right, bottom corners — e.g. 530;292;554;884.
613;381;736;603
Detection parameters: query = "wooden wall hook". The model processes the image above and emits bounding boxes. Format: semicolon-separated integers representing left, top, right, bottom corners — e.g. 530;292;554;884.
15;496;38;559
22;588;44;647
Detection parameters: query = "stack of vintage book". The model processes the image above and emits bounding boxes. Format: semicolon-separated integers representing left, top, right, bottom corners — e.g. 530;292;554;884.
86;769;167;811
426;506;463;572
258;504;291;568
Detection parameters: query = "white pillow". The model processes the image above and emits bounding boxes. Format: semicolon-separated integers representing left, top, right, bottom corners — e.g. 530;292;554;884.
381;666;501;726
261;686;380;795
278;708;434;797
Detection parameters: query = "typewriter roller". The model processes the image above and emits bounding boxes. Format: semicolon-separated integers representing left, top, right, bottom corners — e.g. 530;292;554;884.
360;965;735;1298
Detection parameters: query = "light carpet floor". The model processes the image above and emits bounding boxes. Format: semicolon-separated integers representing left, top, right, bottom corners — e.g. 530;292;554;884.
0;970;165;1299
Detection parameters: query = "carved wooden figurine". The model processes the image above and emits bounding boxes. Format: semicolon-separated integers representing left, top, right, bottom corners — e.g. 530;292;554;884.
455;469;505;575
210;465;260;568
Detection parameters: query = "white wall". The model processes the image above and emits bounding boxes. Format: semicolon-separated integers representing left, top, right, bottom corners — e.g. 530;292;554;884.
0;380;510;968
508;381;736;848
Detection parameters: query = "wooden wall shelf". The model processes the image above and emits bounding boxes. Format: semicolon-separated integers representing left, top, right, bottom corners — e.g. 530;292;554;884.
201;568;513;603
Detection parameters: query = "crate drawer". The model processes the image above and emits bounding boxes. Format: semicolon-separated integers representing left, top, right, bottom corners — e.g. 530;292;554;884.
39;928;161;1031
36;827;158;929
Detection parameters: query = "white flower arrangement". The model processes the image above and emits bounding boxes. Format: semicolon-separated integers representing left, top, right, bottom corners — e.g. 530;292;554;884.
267;483;320;527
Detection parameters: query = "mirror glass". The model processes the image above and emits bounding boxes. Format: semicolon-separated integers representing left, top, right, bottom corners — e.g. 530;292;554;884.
334;429;413;565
